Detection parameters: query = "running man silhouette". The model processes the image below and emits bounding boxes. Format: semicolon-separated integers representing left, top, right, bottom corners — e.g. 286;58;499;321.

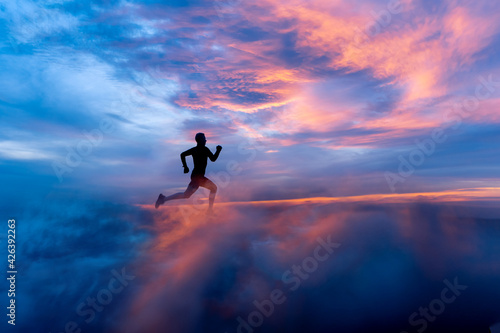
155;133;222;211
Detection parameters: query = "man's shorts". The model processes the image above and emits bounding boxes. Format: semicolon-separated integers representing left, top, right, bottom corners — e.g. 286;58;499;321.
187;175;217;193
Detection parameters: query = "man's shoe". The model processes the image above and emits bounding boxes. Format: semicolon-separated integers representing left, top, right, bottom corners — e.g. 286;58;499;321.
155;194;165;209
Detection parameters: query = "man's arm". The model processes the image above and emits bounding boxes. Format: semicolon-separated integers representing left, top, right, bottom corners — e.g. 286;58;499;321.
180;148;194;173
207;145;222;162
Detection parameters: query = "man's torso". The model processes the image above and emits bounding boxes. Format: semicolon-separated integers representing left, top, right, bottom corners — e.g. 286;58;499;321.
190;146;208;177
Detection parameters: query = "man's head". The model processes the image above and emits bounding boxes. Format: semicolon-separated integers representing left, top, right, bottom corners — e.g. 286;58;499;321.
195;132;206;146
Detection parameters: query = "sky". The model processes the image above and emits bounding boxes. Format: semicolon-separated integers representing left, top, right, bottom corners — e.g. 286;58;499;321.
1;0;500;332
1;0;500;203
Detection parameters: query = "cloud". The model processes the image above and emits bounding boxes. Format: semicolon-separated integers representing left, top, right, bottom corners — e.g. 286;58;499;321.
6;198;154;333
105;198;500;333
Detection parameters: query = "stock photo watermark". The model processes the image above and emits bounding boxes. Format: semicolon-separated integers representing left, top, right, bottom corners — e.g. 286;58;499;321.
6;219;17;326
385;73;500;192
400;277;467;333
337;0;404;52
51;118;116;183
229;235;341;333
179;136;267;223
50;62;168;183
50;266;135;333
353;0;403;48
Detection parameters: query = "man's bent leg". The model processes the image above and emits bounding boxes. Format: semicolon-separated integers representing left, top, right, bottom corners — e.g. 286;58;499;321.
200;177;217;209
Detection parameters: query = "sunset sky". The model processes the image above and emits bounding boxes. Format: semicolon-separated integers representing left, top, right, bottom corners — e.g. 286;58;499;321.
1;0;500;332
2;0;500;203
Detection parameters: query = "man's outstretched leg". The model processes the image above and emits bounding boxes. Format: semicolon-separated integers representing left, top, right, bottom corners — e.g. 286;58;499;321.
155;183;198;209
155;193;166;209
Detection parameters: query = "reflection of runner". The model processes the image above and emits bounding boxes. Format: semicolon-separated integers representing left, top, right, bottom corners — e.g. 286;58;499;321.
155;133;222;211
